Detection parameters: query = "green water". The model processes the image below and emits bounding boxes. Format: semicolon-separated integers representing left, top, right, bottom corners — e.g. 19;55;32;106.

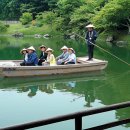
0;36;130;130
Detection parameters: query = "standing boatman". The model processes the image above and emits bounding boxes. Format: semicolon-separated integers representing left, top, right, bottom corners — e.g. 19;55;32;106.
85;24;97;61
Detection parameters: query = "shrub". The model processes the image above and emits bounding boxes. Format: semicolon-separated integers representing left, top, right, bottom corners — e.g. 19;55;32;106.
5;24;10;28
20;12;33;25
0;22;7;32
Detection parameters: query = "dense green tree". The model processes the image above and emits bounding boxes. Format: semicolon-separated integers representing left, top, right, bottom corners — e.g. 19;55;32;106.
36;11;56;30
1;0;130;34
0;0;23;20
0;0;58;20
56;0;84;31
92;0;130;33
70;0;96;33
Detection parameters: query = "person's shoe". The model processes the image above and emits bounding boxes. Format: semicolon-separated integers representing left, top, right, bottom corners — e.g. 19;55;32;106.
87;58;93;61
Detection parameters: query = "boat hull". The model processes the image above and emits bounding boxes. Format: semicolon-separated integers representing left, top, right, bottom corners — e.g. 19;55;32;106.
0;58;108;78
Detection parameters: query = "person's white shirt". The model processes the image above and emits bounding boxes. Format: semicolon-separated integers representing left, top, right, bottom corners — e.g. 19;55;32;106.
65;53;76;63
25;53;28;62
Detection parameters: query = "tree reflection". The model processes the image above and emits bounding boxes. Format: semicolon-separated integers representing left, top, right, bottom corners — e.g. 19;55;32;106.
39;83;55;94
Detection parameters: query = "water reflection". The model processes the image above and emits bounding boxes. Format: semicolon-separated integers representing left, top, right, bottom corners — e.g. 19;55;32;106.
0;73;130;129
16;81;77;98
1;36;130;129
39;83;55;94
0;73;104;100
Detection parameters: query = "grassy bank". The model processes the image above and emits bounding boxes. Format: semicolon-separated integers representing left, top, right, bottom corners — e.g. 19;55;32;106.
1;23;60;36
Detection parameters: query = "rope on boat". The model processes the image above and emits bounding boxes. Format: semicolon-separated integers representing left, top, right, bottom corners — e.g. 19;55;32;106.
75;33;130;66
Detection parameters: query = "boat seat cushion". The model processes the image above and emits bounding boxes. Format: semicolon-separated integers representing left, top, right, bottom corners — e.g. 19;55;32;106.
0;62;17;67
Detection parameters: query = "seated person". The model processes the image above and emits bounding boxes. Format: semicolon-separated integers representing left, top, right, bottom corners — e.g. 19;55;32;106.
20;48;28;66
64;48;76;64
56;45;69;65
38;45;47;65
24;46;38;66
42;48;56;66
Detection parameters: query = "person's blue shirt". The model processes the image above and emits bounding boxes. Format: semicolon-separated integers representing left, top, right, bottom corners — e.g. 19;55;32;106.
26;52;38;65
57;51;69;61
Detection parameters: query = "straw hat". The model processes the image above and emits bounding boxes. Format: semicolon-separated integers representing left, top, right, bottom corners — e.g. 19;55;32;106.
46;48;53;52
68;48;75;53
20;48;27;54
61;46;68;50
27;46;36;51
86;24;95;28
39;45;46;49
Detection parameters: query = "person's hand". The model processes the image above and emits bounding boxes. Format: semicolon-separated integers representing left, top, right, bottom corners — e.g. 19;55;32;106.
64;61;68;64
42;62;45;65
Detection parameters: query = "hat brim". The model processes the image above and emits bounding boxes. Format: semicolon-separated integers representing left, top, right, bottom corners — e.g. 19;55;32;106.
40;46;46;49
61;48;68;50
20;49;27;54
46;50;53;52
86;25;95;28
27;49;35;51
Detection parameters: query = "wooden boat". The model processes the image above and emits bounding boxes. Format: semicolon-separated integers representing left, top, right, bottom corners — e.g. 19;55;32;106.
0;57;108;78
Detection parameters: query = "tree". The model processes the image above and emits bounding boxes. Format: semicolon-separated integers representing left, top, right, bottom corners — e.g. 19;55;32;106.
0;0;58;20
92;0;130;34
70;0;96;33
56;0;84;31
36;11;56;30
20;12;33;25
0;0;23;20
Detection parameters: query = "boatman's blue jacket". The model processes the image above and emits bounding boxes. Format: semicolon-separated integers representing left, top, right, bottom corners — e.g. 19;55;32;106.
85;30;97;45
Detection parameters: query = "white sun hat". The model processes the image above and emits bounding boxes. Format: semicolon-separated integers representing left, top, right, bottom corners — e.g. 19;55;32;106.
68;48;75;53
39;45;47;49
20;48;27;54
61;45;68;50
46;48;53;52
27;46;36;51
86;24;95;28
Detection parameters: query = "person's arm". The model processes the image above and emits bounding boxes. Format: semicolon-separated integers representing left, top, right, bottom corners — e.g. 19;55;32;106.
92;30;97;41
26;53;37;63
39;52;43;59
62;52;69;61
56;53;63;60
64;54;75;64
85;32;89;39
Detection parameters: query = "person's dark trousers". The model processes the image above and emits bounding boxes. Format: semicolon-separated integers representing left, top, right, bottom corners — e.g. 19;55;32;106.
61;62;75;65
38;59;45;65
67;62;75;64
88;45;94;60
25;63;35;66
20;62;26;66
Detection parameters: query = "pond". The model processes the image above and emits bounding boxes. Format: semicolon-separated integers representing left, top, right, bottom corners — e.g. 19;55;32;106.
0;36;130;130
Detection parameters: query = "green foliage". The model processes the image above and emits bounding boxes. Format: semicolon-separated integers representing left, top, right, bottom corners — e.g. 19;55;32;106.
20;12;33;25
36;11;56;29
92;0;130;31
1;0;130;34
5;24;10;28
70;0;96;33
0;22;7;32
56;0;84;31
0;0;58;20
0;0;22;20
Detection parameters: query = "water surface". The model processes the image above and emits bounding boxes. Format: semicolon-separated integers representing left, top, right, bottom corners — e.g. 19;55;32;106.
0;36;130;130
